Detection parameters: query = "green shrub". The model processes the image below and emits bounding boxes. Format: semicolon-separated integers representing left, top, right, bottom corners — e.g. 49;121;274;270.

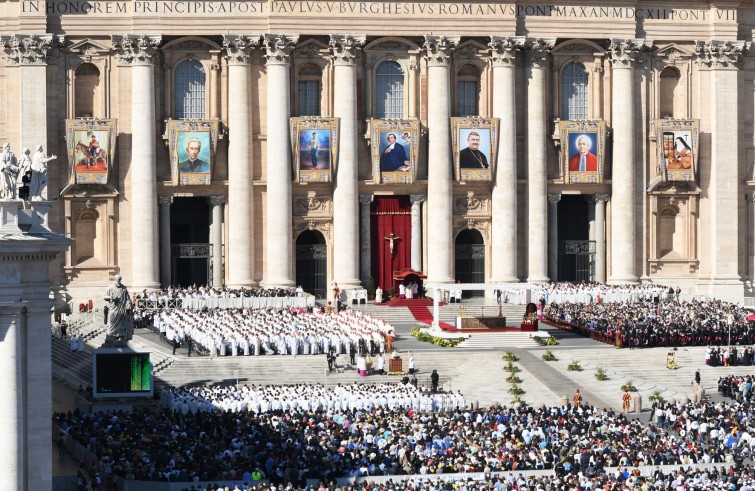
511;395;528;406
621;380;637;392
533;335;558;346
508;384;525;395
595;367;608;381
542;350;557;361
506;375;522;384
567;360;582;371
648;390;665;404
503;351;518;362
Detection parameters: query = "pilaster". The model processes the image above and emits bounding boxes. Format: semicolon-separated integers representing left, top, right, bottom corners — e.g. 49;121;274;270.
547;193;561;281
359;195;373;285
158;196;173;288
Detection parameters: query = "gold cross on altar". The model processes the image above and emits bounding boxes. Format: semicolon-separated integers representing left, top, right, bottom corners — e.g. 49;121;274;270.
384;232;400;255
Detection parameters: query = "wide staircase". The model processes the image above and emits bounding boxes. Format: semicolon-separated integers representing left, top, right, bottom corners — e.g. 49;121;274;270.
350;299;528;325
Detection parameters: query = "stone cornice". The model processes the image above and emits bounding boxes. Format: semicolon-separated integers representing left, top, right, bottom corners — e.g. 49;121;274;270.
488;36;524;67
264;34;299;65
423;35;458;66
608;39;646;68
1;34;63;65
112;35;162;65
222;34;260;65
328;35;365;66
695;40;749;70
524;38;555;68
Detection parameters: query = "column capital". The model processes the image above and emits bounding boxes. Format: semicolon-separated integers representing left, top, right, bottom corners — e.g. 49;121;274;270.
263;34;299;65
207;195;226;206
1;34;63;65
410;194;426;205
223;35;260;65
112;35;161;65
524;38;554;68
423;35;458;66
547;193;561;204
608;39;647;69
746;191;755;202
359;194;373;206
488;36;524;67
328;35;365;66
591;193;610;203
695;40;749;70
158;196;173;207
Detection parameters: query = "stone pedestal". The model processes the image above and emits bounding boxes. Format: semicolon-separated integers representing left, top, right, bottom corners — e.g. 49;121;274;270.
0;200;70;490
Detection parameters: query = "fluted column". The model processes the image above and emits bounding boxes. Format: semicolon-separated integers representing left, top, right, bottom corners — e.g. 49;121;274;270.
223;35;258;287
489;37;523;283
208;196;225;287
115;35;161;290
547;193;560;281
410;194;425;271
158;196;173;287
330;35;365;291
608;39;643;284
525;39;554;282
263;34;297;287
593;194;609;283
424;35;457;284
696;40;747;296
359;195;373;284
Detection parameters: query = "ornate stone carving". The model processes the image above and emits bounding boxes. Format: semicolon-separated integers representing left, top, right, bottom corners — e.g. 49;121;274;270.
112;35;162;65
695;40;749;69
455;43;481;60
547;193;562;204
158;196;173;206
359;195;373;206
454;194;489;214
329;35;365;65
2;34;63;65
207;195;225;206
263;34;298;65
296;195;332;215
608;39;646;68
423;35;458;66
222;35;259;65
489;36;524;67
409;194;426;206
524;38;554;68
591;193;610;203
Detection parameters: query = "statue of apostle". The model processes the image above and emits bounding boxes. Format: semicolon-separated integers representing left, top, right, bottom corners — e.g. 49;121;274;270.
104;274;134;342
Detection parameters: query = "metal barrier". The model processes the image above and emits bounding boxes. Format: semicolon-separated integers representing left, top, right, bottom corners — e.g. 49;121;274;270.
52;364;90;391
135;296;314;311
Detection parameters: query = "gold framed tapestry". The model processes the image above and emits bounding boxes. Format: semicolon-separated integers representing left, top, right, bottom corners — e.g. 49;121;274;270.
451;117;499;181
167;119;220;186
290;117;340;183
65;119;117;185
370;119;419;184
655;119;698;182
559;120;607;184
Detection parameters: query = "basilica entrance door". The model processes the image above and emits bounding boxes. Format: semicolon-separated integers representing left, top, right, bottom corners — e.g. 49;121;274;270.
170;197;210;287
455;229;485;297
296;230;327;298
557;195;595;282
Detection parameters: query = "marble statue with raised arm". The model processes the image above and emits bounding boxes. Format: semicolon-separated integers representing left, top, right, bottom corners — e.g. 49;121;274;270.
30;144;55;200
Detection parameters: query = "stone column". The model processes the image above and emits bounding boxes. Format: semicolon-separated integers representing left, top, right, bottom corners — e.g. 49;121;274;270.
424;35;458;284
489;37;523;283
547;193;561;281
208;196;225;287
696;40;747;297
0;307;23;490
114;35;162;290
592;194;609;283
263;34;298;287
223;35;258;288
525;39;554;283
410;194;425;271
608;39;644;284
330;35;365;291
158;196;173;288
359;195;373;284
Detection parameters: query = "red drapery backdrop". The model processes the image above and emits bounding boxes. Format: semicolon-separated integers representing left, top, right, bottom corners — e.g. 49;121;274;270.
370;196;412;294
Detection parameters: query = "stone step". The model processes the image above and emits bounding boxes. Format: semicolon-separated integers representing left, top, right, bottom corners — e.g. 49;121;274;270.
457;332;549;349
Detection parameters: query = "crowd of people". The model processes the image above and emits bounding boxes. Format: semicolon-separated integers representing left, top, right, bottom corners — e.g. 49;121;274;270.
135;286;300;305
54;386;755;486
545;298;755;349
532;283;677;305
152;307;394;357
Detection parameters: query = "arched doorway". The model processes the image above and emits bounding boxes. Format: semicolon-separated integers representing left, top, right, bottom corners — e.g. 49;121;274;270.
170;197;210;287
557;195;594;282
296;230;327;298
455;229;485;297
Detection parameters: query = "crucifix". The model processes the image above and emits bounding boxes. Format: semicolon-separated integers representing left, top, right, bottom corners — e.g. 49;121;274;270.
384;232;400;256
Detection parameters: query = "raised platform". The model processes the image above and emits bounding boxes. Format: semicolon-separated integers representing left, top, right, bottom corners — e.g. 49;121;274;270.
383;298;447;307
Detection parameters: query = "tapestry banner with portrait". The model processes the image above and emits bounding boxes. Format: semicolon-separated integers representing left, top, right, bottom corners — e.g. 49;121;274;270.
451;117;499;181
290;117;340;183
65;119;117;185
654;119;698;182
370;119;419;184
559;120;607;184
167;120;220;186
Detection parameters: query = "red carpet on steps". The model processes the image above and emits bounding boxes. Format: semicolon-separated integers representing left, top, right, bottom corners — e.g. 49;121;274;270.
405;305;458;331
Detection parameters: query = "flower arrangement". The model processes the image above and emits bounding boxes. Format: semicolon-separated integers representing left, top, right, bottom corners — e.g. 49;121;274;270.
542;350;557;361
567;360;582;371
533;336;558;346
508;384;525;395
503;351;518;362
595;367;608;381
648;390;665;404
386;371;407;376
621;380;637;392
410;327;464;347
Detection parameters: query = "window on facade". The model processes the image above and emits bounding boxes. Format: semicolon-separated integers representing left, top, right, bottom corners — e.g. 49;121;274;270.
74;63;100;118
561;62;588;120
375;61;404;119
174;60;206;119
297;64;322;116
659;66;681;118
456;64;480;116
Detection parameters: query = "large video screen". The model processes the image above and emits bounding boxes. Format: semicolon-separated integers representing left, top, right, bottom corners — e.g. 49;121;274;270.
93;349;153;398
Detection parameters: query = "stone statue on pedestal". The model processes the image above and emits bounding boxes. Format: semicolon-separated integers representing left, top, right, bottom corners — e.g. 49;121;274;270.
30;144;55;200
16;148;32;198
104;274;134;343
0;143;19;199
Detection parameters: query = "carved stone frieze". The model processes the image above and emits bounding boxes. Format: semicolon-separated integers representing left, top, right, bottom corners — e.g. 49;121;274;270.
329;35;365;65
264;34;299;65
223;35;259;65
423;35;458;66
695;40;749;69
454;194;490;215
489;36;524;67
608;39;647;68
2;34;64;65
295;194;332;215
112;35;162;65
